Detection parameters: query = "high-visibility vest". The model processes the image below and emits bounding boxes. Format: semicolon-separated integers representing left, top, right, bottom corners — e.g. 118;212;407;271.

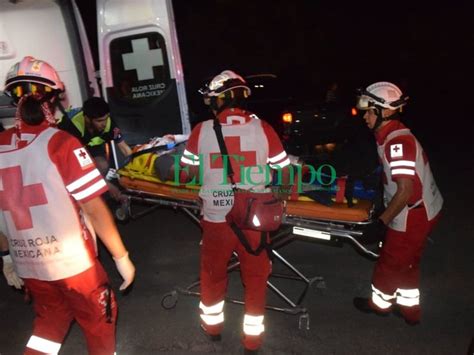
69;110;112;147
0;127;95;280
378;128;443;232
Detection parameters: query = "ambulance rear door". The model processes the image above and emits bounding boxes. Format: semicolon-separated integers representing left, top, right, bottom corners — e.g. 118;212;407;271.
96;0;190;144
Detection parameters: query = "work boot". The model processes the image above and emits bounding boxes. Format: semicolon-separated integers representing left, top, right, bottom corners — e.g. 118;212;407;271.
404;318;420;326
200;324;221;342
392;307;420;326
209;334;222;342
353;297;390;317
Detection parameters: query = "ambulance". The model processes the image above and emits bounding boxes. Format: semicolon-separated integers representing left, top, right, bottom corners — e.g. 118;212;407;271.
0;0;190;143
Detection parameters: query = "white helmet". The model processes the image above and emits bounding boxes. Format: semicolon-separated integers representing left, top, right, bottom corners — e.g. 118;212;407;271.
199;70;251;98
357;81;408;110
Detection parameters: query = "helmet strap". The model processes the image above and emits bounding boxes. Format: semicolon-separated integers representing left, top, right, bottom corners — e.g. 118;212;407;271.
372;107;384;131
211;90;241;116
372;107;400;131
384;111;400;121
55;95;68;118
209;97;220;113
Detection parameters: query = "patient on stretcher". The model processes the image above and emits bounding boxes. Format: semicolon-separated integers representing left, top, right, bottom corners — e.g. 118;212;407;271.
123;138;378;207
118;141;377;227
127;133;189;182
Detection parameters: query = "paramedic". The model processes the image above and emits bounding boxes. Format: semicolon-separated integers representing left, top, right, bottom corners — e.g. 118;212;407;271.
180;70;291;353
58;97;132;200
353;81;443;325
1;56;135;354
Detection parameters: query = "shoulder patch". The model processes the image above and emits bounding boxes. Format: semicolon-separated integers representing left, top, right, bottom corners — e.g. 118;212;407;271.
73;148;93;168
390;144;403;158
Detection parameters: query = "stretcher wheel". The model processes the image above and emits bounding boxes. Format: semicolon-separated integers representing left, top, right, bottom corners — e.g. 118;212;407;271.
114;203;130;222
299;313;310;330
314;280;326;290
161;291;178;309
308;276;326;291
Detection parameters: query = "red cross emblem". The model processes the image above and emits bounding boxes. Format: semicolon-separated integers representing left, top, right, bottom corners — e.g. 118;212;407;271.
210;136;257;183
78;149;88;159
0;166;48;230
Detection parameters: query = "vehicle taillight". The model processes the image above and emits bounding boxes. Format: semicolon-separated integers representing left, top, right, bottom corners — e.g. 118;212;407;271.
325;143;336;152
351;107;358;116
282;112;293;124
314;143;336;153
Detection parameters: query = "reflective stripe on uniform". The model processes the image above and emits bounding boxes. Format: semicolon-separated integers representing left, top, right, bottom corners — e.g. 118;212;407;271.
389;160;416;167
199;300;224;314
181;149;200;166
267;151;287;164
269;157;290;169
391;168;415;176
268;151;290;169
71;179;107;201
396;288;420;307
371;284;396;310
26;335;61;354
66;169;101;192
243;314;265;336
199;300;224;326
200;312;224;325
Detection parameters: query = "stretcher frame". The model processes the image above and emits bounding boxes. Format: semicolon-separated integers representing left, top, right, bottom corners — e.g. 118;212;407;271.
115;175;378;329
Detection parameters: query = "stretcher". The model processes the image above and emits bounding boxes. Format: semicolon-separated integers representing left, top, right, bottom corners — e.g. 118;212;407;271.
115;163;379;329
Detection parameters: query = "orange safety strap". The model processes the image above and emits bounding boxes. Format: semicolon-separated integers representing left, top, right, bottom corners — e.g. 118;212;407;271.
335;176;347;203
105;142;110;161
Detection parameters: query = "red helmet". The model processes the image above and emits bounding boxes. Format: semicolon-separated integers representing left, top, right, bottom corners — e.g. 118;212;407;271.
4;56;64;102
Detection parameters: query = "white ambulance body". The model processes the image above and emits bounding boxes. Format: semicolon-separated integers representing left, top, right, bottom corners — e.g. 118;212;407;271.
0;0;96;127
0;0;189;142
96;0;190;143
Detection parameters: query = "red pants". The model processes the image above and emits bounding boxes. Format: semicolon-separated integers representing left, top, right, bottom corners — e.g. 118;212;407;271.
200;220;271;350
23;262;117;355
370;208;440;322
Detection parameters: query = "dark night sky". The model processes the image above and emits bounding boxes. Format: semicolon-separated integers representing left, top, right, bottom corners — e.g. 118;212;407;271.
173;1;473;147
78;1;474;146
173;3;470;82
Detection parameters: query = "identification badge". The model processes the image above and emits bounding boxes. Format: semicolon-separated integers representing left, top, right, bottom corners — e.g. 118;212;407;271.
73;148;93;168
390;144;403;158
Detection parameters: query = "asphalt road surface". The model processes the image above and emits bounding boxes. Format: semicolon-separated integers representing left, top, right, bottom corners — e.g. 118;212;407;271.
1;145;473;355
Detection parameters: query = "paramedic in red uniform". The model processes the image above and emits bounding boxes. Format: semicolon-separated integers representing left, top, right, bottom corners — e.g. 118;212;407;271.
353;81;443;325
0;56;135;354
180;70;290;353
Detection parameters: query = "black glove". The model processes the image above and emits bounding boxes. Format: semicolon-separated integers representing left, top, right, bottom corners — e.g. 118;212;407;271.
362;218;387;245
